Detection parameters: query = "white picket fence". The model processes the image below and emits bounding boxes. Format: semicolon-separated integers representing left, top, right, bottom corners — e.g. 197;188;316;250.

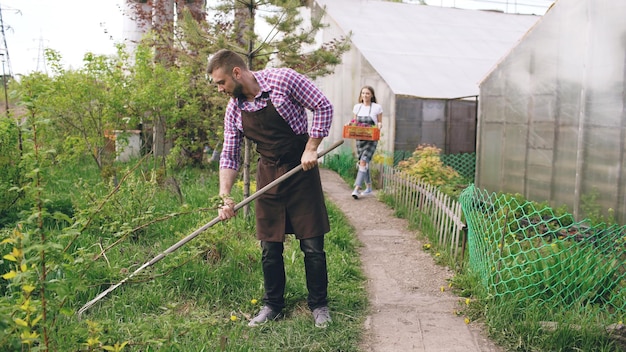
380;165;467;263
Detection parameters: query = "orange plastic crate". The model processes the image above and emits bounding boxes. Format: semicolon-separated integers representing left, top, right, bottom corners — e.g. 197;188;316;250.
342;125;380;141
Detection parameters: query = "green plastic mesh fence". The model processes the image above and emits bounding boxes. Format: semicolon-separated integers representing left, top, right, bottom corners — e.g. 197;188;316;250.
460;184;626;321
393;151;413;166
441;153;475;181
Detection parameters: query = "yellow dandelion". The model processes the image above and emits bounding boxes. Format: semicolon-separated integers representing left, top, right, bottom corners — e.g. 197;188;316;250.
2;270;17;279
435;252;441;257
250;299;258;305
465;298;470;306
440;286;445;292
423;243;431;250
464;317;470;324
230;315;238;321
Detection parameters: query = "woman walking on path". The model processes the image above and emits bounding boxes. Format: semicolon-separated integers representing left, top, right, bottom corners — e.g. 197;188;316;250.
350;86;383;199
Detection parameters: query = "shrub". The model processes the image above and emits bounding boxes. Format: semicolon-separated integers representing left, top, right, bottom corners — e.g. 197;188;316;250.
396;144;465;197
0;118;23;225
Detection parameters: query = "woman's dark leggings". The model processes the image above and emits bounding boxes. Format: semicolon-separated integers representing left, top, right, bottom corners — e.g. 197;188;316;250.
261;236;328;311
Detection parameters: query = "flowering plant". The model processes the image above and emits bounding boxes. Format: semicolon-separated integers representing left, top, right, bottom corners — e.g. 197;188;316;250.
397;144;462;187
348;119;371;127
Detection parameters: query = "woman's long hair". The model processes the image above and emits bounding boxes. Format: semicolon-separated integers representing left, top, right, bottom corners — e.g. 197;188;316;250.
357;85;377;104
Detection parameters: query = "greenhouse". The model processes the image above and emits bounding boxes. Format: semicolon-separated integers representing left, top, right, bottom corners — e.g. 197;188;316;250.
476;0;626;223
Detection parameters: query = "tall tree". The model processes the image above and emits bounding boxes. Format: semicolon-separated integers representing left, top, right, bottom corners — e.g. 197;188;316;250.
125;0;350;198
205;0;350;215
124;1;225;170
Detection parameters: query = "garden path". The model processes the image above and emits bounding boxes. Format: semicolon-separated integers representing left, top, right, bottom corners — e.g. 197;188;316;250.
320;168;502;352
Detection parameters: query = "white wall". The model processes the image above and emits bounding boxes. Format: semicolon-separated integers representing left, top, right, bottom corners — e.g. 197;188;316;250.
313;3;395;158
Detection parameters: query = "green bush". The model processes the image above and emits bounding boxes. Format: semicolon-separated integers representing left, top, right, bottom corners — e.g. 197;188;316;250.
0;118;23;226
396;144;466;198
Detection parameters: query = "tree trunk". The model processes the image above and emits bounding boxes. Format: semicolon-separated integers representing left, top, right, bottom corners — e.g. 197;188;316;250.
235;0;256;218
151;0;175;168
153;114;168;168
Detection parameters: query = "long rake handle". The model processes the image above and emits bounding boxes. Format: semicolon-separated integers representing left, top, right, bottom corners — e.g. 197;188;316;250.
77;139;344;316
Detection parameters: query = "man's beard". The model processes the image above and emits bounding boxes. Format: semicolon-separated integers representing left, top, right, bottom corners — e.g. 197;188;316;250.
232;79;244;100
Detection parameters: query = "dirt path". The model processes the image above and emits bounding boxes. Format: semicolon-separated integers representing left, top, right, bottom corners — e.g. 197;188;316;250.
320;168;501;352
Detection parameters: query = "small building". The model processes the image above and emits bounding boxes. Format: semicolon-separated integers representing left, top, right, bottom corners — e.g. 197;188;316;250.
476;0;626;222
105;130;142;162
313;0;540;157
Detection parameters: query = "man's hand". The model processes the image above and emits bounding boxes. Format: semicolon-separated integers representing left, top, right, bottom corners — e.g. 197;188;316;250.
301;149;318;171
302;137;323;171
218;196;236;220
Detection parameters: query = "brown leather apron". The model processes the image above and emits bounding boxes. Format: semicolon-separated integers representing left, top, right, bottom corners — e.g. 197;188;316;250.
241;99;330;242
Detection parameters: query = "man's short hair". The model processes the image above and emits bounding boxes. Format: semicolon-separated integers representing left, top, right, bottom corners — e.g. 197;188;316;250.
207;49;247;74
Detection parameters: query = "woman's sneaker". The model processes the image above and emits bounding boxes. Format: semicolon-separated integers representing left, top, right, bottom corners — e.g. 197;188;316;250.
351;189;359;199
248;306;282;327
360;189;373;196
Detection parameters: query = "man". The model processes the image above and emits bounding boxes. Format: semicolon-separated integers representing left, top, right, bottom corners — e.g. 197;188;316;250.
208;49;333;328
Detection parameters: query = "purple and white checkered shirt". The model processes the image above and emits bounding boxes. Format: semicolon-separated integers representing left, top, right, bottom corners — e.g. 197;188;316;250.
219;67;333;171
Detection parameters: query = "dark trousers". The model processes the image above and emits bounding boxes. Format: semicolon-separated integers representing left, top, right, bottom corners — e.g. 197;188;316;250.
261;236;328;311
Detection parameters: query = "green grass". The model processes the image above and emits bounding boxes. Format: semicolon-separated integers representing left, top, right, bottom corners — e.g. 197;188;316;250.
6;152;623;351
63;201;366;351
0;159;368;351
322;152;357;185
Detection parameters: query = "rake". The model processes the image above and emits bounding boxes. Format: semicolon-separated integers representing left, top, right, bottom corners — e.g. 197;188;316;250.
77;139;344;316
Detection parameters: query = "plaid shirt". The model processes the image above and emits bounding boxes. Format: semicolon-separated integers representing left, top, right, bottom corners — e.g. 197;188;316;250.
219;67;334;171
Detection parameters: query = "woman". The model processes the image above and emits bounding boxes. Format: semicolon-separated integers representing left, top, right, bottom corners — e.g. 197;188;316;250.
351;86;383;199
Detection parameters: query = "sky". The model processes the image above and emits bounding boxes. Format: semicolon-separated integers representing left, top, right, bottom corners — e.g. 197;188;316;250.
1;0;553;77
2;0;126;76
